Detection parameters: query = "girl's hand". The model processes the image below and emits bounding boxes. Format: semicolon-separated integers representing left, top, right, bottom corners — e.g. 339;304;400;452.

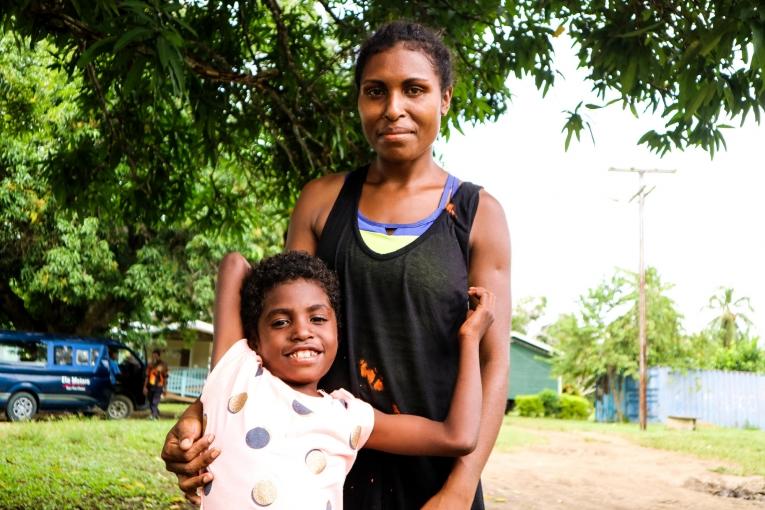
458;287;495;342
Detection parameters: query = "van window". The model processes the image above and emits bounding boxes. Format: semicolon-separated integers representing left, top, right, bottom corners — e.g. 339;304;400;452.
90;347;101;366
0;340;47;366
54;345;73;365
75;348;90;366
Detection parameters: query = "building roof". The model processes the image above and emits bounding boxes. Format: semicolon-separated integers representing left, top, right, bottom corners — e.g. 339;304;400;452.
511;332;555;355
117;320;214;336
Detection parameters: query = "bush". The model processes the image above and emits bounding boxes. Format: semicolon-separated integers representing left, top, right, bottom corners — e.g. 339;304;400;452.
558;394;592;420
516;395;544;417
538;388;561;417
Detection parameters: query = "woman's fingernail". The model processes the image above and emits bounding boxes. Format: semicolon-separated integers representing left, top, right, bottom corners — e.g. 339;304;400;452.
206;434;215;443
211;448;221;459
180;438;192;449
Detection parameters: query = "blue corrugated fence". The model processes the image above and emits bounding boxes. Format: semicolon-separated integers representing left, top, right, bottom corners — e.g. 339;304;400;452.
596;367;765;429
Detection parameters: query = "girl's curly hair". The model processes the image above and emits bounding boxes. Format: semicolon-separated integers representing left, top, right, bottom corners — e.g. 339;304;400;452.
240;251;341;347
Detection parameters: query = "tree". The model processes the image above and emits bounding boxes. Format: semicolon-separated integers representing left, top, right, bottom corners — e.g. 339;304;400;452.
706;287;754;348
564;0;765;156
2;1;763;336
712;335;765;373
0;35;284;341
511;296;547;336
2;1;763;204
547;267;687;408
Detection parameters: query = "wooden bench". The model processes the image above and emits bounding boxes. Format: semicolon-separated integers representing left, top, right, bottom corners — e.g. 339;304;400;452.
666;415;697;431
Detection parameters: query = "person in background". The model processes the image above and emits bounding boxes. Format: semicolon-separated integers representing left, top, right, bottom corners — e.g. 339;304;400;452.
144;349;169;420
107;348;121;386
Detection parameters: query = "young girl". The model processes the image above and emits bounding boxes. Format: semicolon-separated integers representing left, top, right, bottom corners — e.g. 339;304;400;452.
199;251;494;509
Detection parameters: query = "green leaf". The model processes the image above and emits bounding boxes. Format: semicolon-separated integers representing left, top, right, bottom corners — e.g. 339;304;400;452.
156;36;171;70
75;37;115;68
123;56;146;95
722;83;735;111
113;27;153;52
621;57;637;93
615;21;662;39
699;32;724;57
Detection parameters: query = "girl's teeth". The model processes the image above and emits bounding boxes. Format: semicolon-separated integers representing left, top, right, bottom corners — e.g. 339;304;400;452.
291;350;317;360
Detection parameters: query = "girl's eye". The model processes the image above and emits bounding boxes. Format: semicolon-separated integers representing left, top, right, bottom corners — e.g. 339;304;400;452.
310;316;328;324
271;319;289;328
406;86;424;95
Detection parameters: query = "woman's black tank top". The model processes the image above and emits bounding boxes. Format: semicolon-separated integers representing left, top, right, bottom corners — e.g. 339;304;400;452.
317;166;484;510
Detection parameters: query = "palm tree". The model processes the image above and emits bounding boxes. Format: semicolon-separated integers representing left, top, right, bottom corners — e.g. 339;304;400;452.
706;287;754;348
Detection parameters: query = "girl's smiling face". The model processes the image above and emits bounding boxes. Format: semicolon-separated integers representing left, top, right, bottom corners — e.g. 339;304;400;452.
357;43;452;164
255;279;338;396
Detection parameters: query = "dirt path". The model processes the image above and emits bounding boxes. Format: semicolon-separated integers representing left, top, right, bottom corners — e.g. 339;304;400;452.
481;428;764;510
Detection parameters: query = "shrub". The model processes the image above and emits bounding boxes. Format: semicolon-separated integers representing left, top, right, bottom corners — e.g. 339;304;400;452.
558;394;592;420
538;388;561;417
516;395;544;417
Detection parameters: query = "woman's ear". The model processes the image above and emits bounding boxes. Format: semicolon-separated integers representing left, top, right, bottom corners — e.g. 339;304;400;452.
440;85;453;116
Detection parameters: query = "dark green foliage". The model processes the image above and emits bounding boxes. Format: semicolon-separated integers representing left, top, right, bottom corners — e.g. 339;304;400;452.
1;1;763;338
538;388;561;417
558;395;592;420
0;35;284;341
516;394;544;417
564;0;765;157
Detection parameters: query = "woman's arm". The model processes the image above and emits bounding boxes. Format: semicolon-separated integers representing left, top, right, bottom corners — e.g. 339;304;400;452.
423;190;511;509
364;288;494;456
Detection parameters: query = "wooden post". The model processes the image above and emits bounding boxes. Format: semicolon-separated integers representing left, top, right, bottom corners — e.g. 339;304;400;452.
609;167;676;430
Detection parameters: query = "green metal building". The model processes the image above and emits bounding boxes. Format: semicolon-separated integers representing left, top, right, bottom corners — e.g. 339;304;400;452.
507;333;558;410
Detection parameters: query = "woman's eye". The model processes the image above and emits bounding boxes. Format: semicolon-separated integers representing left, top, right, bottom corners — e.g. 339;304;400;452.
406;86;424;95
365;87;384;97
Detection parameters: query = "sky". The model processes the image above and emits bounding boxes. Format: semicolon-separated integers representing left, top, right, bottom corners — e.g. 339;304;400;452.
436;36;764;339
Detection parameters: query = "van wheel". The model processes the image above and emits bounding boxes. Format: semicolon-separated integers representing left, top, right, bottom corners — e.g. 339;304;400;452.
107;395;133;420
7;391;37;422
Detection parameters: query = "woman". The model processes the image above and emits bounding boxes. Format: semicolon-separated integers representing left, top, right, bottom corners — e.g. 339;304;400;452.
163;21;510;509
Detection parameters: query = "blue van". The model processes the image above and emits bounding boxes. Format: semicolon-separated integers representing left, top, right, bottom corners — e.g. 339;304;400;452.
0;330;147;421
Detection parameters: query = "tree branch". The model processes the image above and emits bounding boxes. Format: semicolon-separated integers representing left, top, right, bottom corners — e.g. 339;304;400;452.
24;2;280;87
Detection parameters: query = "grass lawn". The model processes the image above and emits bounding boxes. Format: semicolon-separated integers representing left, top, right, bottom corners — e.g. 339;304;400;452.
0;403;190;510
501;415;765;477
3;407;764;509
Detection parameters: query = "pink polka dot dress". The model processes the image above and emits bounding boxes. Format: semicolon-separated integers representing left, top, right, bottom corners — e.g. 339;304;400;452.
200;339;375;509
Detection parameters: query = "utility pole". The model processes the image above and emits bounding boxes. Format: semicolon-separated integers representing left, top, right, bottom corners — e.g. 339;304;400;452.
609;167;676;430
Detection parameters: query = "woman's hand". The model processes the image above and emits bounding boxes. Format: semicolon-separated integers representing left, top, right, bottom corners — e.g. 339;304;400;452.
161;401;219;505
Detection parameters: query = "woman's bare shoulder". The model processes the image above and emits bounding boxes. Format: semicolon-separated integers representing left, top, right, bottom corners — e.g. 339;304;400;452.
287;171;351;252
470;188;509;252
300;172;348;201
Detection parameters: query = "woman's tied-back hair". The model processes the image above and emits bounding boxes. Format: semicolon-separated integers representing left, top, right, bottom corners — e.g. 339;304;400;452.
354;20;454;91
240;251;341;348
